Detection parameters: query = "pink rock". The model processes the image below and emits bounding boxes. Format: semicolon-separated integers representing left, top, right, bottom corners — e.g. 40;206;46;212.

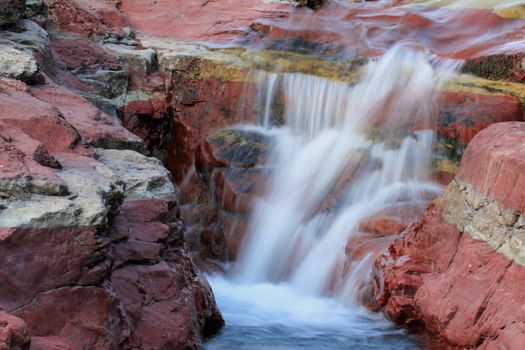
0;310;30;350
374;123;525;348
45;0;127;36
457;122;525;213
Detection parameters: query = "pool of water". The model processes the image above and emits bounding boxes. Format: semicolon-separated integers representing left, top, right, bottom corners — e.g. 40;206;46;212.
204;277;422;350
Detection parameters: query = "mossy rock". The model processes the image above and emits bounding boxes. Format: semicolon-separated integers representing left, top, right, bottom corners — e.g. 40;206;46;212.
207;129;272;168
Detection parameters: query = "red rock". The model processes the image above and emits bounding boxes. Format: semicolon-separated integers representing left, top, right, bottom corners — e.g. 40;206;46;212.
436;92;524;145
111;259;223;350
14;287;129;349
114;239;162;264
30;78;144;151
0;80;80;152
374;123;525;348
0;35;224;349
414;233;514;347
220;213;250;260
0;310;30;350
188;129;271;261
431;171;455;186
118;0;290;42
374;202;462;326
109;196;224;346
168;78;259;183
45;0;127;36
457;122;525;213
121;99;169;121
0;226;110;311
359;219;406;237
0;76;144;153
50;37;122;72
0;194;223;349
30;336;76;350
0;21;223;346
213;169;264;214
360;203;429;236
346;234;395;262
479;322;525;350
0;122;65;195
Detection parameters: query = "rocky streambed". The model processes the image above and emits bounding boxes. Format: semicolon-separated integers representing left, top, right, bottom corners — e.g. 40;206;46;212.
0;0;525;349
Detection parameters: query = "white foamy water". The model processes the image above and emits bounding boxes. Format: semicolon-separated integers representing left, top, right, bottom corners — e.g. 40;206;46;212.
206;45;460;349
238;46;456;298
206;276;419;350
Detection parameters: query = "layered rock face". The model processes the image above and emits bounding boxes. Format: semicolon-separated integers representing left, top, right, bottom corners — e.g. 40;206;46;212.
0;76;223;349
0;2;223;349
374;122;525;349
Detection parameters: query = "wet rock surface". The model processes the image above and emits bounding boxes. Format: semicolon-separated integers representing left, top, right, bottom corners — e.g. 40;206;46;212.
184;128;272;267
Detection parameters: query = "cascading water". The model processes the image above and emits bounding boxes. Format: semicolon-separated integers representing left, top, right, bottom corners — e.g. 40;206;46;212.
206;45;461;349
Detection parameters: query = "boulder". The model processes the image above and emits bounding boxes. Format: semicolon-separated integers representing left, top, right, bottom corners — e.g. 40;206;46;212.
0;46;38;83
110;196;224;349
374;122;525;349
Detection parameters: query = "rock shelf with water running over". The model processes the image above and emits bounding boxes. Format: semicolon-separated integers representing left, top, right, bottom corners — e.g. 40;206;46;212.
0;0;524;349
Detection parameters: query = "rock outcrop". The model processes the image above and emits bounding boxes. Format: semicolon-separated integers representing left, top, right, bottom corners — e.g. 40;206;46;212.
0;3;223;348
374;122;525;349
0;74;223;348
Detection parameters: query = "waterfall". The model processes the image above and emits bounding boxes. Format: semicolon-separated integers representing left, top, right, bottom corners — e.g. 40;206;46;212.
236;45;460;304
207;45;460;349
203;1;521;348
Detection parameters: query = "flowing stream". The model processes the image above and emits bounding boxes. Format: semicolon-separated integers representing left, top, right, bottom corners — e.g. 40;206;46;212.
202;0;525;347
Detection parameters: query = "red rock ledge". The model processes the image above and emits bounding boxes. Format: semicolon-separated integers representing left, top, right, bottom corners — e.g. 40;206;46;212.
374;122;525;349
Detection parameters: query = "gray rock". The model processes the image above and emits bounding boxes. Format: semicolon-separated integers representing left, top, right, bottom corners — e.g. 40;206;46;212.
0;154;123;228
0;20;49;55
0;0;25;26
104;43;157;74
0;45;38;82
95;149;175;200
0;148;175;228
26;0;46;18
